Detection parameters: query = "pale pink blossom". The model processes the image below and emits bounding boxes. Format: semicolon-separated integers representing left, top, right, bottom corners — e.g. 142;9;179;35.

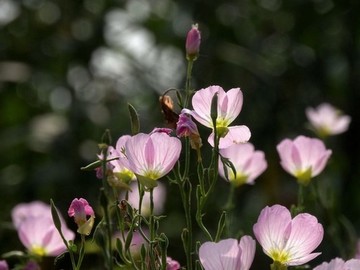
276;135;332;184
253;204;323;267
68;198;95;235
11;201;52;228
199;236;256;270
123;181;166;216
314;258;360;270
18;215;74;256
125;132;181;180
191;85;251;149
306;103;351;137
166;257;180;270
219;143;267;186
185;24;201;60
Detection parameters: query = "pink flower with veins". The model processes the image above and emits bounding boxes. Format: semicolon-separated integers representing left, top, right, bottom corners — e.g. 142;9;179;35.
199;236;256;270
125;132;181;181
314;258;360;270
191;85;251;149
219;143;267;187
253;204;324;267
68;198;95;235
277;135;332;185
306;103;351;137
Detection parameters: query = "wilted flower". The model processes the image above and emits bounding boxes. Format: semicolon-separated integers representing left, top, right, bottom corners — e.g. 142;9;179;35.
185;24;201;60
253;204;323;267
68;198;95;236
306;103;351;137
219;143;267;187
191;85;251;149
314;258;360;270
123;181;166;216
166;257;181;270
0;260;8;270
277;135;332;185
125;132;182;181
18;215;74;256
199;236;256;270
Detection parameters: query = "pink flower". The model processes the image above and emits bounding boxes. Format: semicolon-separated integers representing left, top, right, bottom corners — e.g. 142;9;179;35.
306;103;351;137
191;85;251;149
253;204;324;267
276;135;332;185
125;132;182;181
18;215;75;256
11;201;75;256
11;201;52;228
219;143;267;186
166;257;180;270
68;198;95;235
0;260;8;270
199;236;256;270
185;24;201;60
314;258;360;270
176;109;200;138
107;135;136;183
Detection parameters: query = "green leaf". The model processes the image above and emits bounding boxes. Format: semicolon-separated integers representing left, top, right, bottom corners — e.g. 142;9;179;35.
128;103;140;135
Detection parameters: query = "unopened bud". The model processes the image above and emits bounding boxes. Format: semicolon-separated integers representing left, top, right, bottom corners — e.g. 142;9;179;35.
186;24;201;61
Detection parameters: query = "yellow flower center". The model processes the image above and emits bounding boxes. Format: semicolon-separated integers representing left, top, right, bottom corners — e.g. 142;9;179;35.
144;170;161;180
294;167;312;186
229;170;248;187
269;249;290;264
31;245;46;256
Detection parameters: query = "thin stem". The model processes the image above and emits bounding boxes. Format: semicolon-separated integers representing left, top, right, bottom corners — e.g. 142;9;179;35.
184;59;194;108
148;188;156;270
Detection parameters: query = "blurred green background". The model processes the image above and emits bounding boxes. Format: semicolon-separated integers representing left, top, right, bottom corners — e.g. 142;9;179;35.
1;0;360;268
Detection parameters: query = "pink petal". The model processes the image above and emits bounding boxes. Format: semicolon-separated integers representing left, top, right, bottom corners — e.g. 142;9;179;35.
219;88;243;125
313;257;345;270
199;239;241;270
208;126;251;149
239;236;256;270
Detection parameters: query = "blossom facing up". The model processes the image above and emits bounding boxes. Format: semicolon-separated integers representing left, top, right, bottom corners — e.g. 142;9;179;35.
18;215;75;256
185;24;201;60
313;258;360;270
125;132;182;181
122;181;166;216
11;201;75;257
306;103;351;137
166;257;181;270
199;236;256;270
68;198;95;236
191;85;251;149
277;135;332;185
219;143;267;187
253;204;324;267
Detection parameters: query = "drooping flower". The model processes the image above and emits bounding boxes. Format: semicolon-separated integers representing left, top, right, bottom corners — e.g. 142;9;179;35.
68;198;95;236
219;143;267;186
276;135;332;185
185;24;201;60
314;258;360;270
199;236;256;270
125;132;182;181
253;204;324;267
18;215;75;256
122;181;166;216
191;85;251;149
306;103;351;137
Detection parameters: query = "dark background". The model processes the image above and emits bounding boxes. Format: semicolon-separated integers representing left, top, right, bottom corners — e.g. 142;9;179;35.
1;0;359;268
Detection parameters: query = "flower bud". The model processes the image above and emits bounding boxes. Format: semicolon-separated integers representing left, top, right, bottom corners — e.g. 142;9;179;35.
185;24;201;61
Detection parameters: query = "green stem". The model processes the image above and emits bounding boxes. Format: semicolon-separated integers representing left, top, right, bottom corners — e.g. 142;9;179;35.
148;188;156;269
270;262;287;270
184;59;194;108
